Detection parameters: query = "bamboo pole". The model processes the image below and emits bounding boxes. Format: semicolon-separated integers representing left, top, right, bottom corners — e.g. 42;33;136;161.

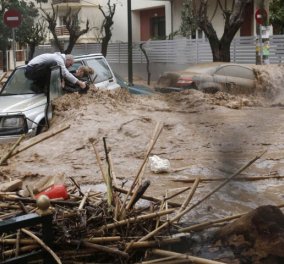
179;213;243;233
177;178;200;215
142;256;178;264
171;165;193;172
125;237;182;249
108;152;118;187
10;124;70;158
26;184;35;199
2;245;40;257
87;236;121;243
0;238;36;245
126;180;150;210
103;137;113;208
0;211;22;220
69;177;84;197
113;195;121;221
120;122;163;214
134;151;265;243
0;134;25;165
78;188;90;210
97;209;175;233
114;186;181;208
0;195;79;206
90;140;107;184
165;186;192;202
157;259;197;264
15;230;20;256
171;175;284;183
21;228;62;264
18;200;29;214
82;240;129;259
155;195;166;228
0;203;21;209
151;249;226;264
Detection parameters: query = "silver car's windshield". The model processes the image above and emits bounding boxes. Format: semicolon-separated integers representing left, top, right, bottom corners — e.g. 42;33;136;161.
84;58;113;83
1;68;36;95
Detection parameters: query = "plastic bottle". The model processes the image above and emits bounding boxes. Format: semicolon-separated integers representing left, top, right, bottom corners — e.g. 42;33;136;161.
35;184;69;200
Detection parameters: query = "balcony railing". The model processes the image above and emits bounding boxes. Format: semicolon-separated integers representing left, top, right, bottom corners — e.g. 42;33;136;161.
55;26;69;36
52;0;80;4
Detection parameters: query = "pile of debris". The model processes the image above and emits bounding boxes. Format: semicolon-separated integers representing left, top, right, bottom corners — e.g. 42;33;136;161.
1;123;284;264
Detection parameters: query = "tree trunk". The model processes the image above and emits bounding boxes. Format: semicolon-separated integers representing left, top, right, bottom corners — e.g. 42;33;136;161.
2;48;8;72
101;27;112;57
218;39;231;62
210;39;234;62
99;1;116;58
65;36;76;54
28;44;36;61
197;0;251;62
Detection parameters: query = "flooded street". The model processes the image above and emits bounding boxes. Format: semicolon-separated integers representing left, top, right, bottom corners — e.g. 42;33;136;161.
1;87;283;224
1;64;284;263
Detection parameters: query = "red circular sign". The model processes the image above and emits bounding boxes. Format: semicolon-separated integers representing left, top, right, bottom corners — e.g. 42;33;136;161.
3;9;22;28
255;8;268;25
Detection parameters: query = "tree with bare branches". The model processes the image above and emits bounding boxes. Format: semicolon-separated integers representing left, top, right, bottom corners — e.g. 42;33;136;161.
19;19;47;61
40;4;90;54
99;0;116;57
181;0;252;62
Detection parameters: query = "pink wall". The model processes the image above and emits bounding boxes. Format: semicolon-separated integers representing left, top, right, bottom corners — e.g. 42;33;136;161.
140;8;165;41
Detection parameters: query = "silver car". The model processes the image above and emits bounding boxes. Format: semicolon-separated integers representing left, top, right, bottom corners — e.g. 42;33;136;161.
0;53;120;142
156;63;256;94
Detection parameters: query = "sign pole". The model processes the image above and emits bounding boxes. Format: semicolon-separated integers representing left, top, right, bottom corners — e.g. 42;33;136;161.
3;9;22;70
12;28;16;69
255;1;271;65
127;0;133;86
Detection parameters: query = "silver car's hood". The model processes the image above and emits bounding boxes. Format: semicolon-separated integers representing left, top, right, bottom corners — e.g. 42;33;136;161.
0;94;47;114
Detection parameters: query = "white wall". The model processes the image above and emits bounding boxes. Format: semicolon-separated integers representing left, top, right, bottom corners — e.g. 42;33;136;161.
111;0;171;42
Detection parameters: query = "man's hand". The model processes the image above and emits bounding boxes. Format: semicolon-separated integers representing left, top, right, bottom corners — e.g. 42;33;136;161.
78;81;86;89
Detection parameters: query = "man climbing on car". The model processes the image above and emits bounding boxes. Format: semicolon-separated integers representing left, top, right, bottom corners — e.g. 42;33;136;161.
63;65;95;94
25;52;86;93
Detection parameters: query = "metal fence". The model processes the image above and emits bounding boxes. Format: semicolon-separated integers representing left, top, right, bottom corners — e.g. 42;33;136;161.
35;35;284;65
1;35;281;78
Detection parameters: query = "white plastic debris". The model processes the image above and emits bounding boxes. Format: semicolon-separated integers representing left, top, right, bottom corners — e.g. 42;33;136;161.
149;155;171;173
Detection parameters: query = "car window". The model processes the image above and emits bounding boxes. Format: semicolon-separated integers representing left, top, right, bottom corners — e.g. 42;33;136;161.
214;65;255;80
83;57;113;84
68;62;83;73
0;68;35;95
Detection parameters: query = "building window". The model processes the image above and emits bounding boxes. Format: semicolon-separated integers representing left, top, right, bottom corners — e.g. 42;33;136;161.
150;16;165;39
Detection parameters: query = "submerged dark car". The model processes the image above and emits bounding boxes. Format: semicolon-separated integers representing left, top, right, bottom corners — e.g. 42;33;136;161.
114;72;155;95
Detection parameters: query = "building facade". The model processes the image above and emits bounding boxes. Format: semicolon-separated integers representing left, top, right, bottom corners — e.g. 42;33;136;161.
37;0;271;44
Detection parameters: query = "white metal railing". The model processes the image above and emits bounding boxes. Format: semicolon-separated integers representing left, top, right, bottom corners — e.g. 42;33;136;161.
34;35;284;65
2;35;283;71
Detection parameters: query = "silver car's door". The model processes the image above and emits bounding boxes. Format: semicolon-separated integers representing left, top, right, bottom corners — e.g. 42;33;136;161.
49;66;63;100
44;66;63;125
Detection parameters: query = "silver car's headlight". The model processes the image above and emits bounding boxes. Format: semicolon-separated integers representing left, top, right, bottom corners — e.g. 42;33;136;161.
0;115;28;136
2;117;24;128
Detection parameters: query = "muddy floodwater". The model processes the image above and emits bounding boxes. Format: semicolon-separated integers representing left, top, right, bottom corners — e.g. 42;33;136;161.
1;64;284;226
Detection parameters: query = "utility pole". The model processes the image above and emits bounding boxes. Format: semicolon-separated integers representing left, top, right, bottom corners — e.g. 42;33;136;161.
127;0;133;86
